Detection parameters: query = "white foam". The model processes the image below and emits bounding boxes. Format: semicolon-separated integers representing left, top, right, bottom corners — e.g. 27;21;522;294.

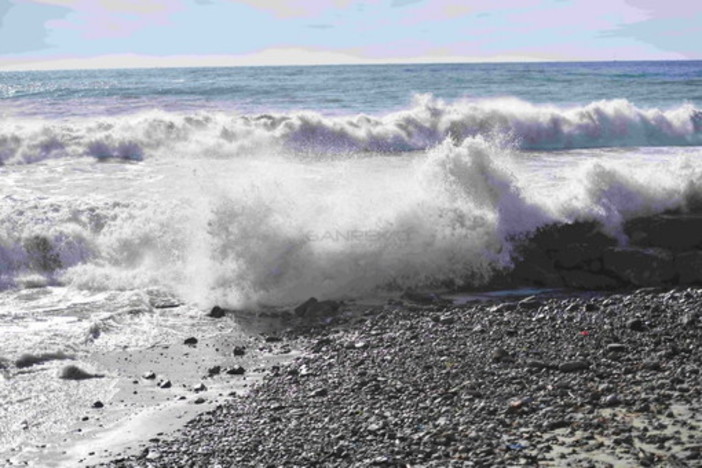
1;96;701;165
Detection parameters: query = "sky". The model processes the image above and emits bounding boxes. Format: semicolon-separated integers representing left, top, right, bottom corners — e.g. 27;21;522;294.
0;0;700;71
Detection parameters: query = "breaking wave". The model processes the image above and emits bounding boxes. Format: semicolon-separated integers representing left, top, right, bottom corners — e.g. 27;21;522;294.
1;96;701;165
2;132;702;306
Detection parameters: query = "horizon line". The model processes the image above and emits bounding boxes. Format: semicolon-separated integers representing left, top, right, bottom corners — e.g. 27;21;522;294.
0;52;696;74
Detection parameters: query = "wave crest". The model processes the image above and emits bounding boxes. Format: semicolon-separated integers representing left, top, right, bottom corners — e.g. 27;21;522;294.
1;96;701;165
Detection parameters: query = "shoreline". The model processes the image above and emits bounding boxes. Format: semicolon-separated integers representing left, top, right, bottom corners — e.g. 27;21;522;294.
85;286;701;467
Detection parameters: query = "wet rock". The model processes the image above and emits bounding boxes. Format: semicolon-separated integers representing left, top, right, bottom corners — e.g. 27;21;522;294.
294;297;341;318
226;366;246;375
560;270;619;290
15;352;73;369
674;252;702;284
626;214;702;251
208;306;226;318
603;247;675;287
60;365;102;380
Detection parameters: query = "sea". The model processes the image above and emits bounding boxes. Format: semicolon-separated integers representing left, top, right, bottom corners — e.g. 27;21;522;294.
1;60;702;460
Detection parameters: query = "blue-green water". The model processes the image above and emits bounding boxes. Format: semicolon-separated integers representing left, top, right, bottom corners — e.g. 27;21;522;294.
2;61;702;118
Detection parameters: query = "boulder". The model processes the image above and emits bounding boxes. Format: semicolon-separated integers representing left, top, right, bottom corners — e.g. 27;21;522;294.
626;214;702;251
294;297;341;317
603;247;675;287
528;221;616;253
674;251;702;284
560;270;619;290
552;243;607;270
511;247;563;287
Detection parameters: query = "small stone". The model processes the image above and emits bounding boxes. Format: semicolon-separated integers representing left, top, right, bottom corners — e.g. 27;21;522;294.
226;366;246;375
142;371;156;380
158;380;172;389
207;366;221;377
208;306;226;318
92;401;104;409
264;336;282;343
607;343;627;353
627;319;646;332
193;383;207;392
232;346;246;356
558;361;589;372
492;348;509;362
604;394;622;406
194;397;206;405
184;337;198;346
311;388;328;397
545;420;570;431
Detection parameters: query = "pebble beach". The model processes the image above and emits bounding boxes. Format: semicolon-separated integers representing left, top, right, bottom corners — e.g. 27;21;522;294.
91;287;702;467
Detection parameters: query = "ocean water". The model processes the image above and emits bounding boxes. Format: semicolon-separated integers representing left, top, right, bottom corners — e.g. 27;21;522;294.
1;60;702;456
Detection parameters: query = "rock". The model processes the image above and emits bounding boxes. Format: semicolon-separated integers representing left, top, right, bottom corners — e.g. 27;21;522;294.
16;352;74;369
226;366;246;375
560;270;619;290
193;383;207;392
674;251;702;284
142;371;156;380
544;419;570;431
264;336;282;343
208;306;226;318
526;359;549;370
92;401;104;408
552;243;607;269
626;214;702;251
60;365;102;380
233;346;246;356
607;343;627;353
158;380;172;389
311;388;328;397
183;337;198;346
294;297;341;317
511;248;563;288
207;366;221;377
492;348;510;362
194;397;206;405
603;394;622;406
603;247;675;287
627;318;647;332
558;360;589;372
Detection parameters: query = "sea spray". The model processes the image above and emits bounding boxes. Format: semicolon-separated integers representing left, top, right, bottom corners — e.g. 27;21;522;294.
2;97;702;165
